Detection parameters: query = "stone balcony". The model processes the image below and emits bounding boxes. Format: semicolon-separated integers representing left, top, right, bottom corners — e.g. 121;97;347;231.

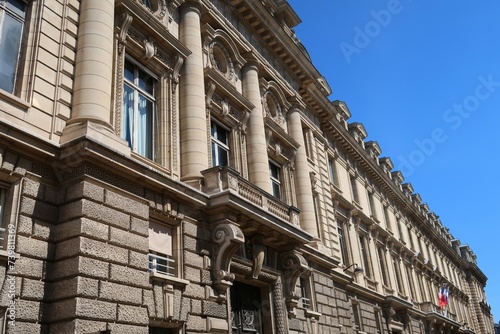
201;166;311;247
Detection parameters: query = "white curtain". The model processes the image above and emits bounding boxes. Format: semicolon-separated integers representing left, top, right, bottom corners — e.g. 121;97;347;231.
149;221;172;255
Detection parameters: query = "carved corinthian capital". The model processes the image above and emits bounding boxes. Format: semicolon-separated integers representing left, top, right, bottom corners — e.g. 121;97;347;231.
212;222;245;296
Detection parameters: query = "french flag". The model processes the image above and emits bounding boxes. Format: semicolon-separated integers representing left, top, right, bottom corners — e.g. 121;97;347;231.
438;286;450;309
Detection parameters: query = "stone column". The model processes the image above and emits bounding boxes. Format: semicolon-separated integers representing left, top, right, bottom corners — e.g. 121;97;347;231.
242;61;271;193
287;106;318;239
61;0;128;153
179;0;208;189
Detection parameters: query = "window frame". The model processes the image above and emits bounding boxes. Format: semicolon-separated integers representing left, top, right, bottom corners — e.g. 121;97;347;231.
359;233;372;278
147;218;188;286
210;118;230;168
0;0;28;95
122;56;159;161
349;175;359;203
269;160;282;199
299;276;312;310
328;156;339;187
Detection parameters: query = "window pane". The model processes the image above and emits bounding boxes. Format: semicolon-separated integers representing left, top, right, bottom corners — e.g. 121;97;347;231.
0;12;23;93
269;163;279;179
138;68;154;95
218;146;228;166
215;124;227;144
137;94;154;158
122;84;134;148
124;59;135;83
6;0;26;17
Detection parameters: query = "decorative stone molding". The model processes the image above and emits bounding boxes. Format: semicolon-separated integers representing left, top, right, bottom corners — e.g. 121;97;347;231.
212;222;245;298
281;250;310;318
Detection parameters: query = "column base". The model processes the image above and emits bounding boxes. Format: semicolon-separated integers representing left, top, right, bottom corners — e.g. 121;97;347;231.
181;173;204;191
60;120;131;156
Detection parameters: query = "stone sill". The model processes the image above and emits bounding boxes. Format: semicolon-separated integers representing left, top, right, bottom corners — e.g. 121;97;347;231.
149;271;190;287
0;90;30;111
305;309;322;319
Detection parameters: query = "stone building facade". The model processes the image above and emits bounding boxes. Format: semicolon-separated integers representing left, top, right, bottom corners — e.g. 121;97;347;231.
0;0;494;333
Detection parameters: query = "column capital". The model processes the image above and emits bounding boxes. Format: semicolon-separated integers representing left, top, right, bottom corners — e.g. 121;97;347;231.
242;51;261;69
181;0;202;13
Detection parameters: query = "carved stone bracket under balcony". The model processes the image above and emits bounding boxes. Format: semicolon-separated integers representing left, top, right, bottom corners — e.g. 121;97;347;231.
212;222;245;299
281;250;310;318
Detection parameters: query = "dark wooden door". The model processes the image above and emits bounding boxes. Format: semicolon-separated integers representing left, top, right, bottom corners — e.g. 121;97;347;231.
231;281;265;334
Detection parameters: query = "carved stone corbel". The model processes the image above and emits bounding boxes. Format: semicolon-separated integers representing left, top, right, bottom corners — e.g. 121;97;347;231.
383;306;395;324
251;234;265;279
281;251;310;318
212;222;245;297
399;311;411;329
171;55;184;91
117;12;133;54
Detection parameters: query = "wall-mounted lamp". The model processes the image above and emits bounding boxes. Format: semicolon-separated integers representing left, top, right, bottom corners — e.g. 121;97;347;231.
343;263;364;275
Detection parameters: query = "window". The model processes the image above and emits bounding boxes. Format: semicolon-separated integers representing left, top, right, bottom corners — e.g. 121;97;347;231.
149;327;174;334
269;161;281;199
328;157;339;186
396;218;405;243
368;191;377;219
383;205;392;231
148;221;175;277
211;120;229;167
0;187;7;249
303;128;311;158
338;221;349;265
300;277;311;309
0;0;27;94
393;256;405;295
378;247;390;288
405;264;416;300
122;58;158;160
359;234;371;277
350;175;359;203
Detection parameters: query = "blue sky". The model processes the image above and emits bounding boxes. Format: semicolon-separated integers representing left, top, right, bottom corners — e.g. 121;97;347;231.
288;0;500;322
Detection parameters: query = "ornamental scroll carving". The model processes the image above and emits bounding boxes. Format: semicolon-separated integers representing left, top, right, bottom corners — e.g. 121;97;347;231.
212;222;245;298
281;251;310;318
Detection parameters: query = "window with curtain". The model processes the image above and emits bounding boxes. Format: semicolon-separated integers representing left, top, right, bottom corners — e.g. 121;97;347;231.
148;221;175;277
211;120;229;167
122;58;157;160
0;0;27;94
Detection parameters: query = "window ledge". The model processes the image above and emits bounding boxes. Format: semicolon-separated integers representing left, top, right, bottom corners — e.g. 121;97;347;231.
305;309;322;319
0;90;30;111
330;182;343;195
149;272;190;287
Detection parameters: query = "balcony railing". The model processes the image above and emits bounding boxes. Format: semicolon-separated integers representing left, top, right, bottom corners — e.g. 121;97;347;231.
420;302;457;321
202;166;300;227
148;253;175;277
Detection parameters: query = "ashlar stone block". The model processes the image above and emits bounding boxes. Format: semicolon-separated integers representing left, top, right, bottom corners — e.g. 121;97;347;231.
117;304;149;325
